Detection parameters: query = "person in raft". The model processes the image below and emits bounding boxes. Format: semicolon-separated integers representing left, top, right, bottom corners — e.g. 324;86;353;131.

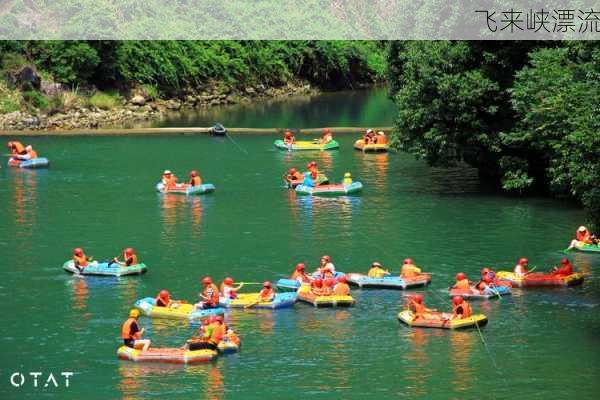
7;141;27;156
121;309;151;351
291;263;312;284
185;315;224;351
367;261;390;278
400;258;422;278
333;275;350;295
14;145;38;161
451;296;472;320
569;226;598;248
258;281;276;302
364;129;376;144
155;290;182;308
285;168;303;187
220;277;244;299
161;170;178;189
112;247;138;267
406;294;440;320
322;278;336;295
302;171;315;188
474;275;496;295
283;130;295;145
196;277;220;309
318;128;333;144
72;247;93;272
375;131;387;144
188;170;202;187
306;161;324;185
310;279;325;295
343;172;352;186
514;258;530;277
453;272;473;291
552;258;574;276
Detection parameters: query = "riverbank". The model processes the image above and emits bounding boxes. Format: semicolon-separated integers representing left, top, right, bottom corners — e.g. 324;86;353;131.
0;81;318;132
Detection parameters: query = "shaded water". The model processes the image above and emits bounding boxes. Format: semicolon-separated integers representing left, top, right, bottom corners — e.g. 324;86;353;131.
1;89;599;399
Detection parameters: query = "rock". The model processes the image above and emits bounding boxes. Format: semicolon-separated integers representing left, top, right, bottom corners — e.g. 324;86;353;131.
8;66;41;91
166;100;181;110
141;105;153;113
41;82;67;96
130;95;146;106
245;87;256;95
210;99;221;106
126;104;139;111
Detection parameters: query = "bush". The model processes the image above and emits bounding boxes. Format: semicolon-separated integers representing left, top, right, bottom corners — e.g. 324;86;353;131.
22;90;49;111
89;91;122;110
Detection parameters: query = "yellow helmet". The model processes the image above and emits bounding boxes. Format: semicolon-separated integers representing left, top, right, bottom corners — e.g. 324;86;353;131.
344;172;351;178
129;309;140;318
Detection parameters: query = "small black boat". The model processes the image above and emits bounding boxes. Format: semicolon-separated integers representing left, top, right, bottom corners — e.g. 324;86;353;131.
209;123;227;136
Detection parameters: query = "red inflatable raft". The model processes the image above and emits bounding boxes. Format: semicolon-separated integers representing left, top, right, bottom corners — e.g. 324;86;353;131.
496;271;584;288
117;346;217;364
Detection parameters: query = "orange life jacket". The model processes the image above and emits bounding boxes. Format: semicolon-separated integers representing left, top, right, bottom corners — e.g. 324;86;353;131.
333;282;350;296
73;255;88;267
209;323;225;344
27;149;38;159
259;288;275;301
411;301;425;315
576;230;592;244
190;176;202;186
401;264;419;278
555;264;573;276
291;270;310;283
9;141;26;154
453;301;472;318
155;295;170;307
203;284;220;305
121;318;141;340
455;279;470;290
124;252;138;266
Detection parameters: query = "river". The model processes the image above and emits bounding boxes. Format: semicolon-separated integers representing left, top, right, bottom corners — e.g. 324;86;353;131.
0;88;598;399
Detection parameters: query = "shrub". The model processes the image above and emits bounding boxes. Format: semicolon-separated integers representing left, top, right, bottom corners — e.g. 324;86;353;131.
89;91;122;110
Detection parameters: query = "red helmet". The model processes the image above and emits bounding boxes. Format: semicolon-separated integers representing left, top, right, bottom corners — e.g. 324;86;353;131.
202;277;212;285
337;276;347;283
159;290;169;299
323;128;331;134
324;278;335;287
561;258;569;265
307;162;314;169
453;296;464;305
263;281;271;288
456;272;466;281
224;277;234;285
313;279;323;288
518;258;528;266
412;294;423;303
403;258;413;265
481;267;490;275
73;248;84;256
296;263;305;271
125;247;134;256
190;170;198;177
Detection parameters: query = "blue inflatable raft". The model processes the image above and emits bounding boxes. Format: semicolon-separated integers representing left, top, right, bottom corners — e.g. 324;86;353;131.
62;260;147;276
135;297;225;320
9;157;49;169
156;182;215;195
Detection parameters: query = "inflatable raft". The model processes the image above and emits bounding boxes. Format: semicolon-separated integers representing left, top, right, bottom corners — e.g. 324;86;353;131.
274;139;339;151
353;139;389;152
448;285;511;299
397;310;488;330
218;340;240;354
346;273;431;289
297;285;355;307
295;182;363;196
117;346;217;364
135;297;225;320
276;272;346;292
219;292;297;309
496;271;584;288
566;243;600;253
285;174;329;188
156;182;215;195
62;260;147;276
8;157;49;169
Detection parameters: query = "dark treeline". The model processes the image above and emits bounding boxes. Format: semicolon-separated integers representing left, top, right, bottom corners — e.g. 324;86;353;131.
388;41;600;227
0;40;386;94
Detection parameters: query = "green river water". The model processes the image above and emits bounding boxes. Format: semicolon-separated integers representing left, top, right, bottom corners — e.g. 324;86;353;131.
1;89;599;399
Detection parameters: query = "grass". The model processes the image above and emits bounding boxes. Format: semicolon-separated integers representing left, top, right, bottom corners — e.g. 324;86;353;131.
89;91;123;110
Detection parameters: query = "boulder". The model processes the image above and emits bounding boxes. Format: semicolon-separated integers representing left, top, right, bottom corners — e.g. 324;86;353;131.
8;66;41;91
166;100;181;110
41;82;67;96
244;87;256;95
130;95;146;106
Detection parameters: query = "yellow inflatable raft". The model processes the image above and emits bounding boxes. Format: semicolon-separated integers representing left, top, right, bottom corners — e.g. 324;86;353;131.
117;346;217;364
297;285;355;307
353;139;389;152
397;310;488;329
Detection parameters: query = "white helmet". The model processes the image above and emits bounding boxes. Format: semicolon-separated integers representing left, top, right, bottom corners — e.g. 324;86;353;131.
163;170;172;175
578;226;587;232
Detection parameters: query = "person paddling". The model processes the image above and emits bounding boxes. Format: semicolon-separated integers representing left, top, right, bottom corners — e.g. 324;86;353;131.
112;247;138;267
514;258;530;277
451;296;472;320
155;290;182;308
72;248;92;272
220;277;244;299
258;281;276;302
121;309;151;351
400;258;422;278
195;277;220;309
188;170;202;187
290;263;311;284
367;262;390;278
552;258;574;276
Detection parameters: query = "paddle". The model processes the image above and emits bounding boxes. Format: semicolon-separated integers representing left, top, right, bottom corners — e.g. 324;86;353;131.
237;282;262;285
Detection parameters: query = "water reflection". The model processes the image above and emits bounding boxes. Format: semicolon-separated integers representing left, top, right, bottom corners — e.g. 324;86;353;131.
10;169;39;245
159;194;206;246
404;329;430;396
449;332;475;394
356;152;389;192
